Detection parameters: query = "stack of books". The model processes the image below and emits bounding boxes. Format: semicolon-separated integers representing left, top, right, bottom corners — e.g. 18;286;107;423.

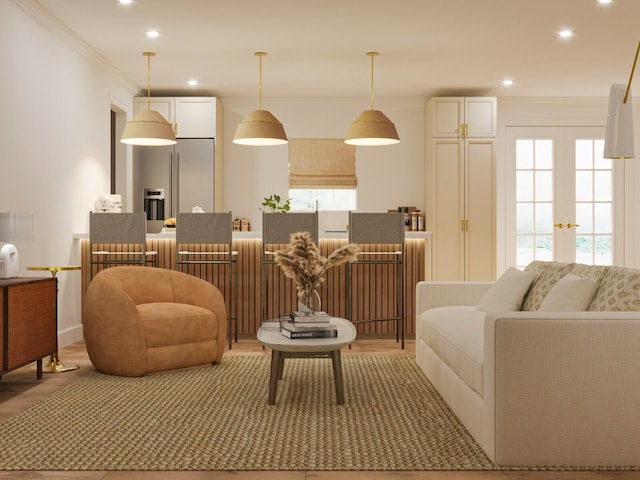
279;311;338;339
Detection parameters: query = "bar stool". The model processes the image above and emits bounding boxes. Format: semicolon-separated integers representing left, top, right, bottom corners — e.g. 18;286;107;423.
261;211;318;322
346;211;405;348
175;212;238;349
89;212;157;279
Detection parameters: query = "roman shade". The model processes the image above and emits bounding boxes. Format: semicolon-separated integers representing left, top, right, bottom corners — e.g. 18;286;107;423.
289;139;357;189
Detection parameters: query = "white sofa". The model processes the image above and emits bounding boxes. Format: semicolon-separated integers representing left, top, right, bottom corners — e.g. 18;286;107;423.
415;260;640;467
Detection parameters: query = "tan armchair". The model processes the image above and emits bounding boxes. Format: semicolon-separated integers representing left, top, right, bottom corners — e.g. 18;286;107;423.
83;266;227;376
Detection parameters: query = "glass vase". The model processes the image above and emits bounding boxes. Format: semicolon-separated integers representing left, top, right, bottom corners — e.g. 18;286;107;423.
297;289;322;313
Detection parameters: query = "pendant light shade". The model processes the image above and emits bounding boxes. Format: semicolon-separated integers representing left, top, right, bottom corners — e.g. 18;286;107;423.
121;52;176;146
233;52;288;146
345;52;399;146
603;40;639;160
603;83;634;159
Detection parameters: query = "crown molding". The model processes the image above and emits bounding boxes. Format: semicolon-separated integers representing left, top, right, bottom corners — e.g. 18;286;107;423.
10;0;137;92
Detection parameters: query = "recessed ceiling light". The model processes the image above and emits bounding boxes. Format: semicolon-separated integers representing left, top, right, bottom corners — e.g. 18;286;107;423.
558;29;574;39
188;80;198;87
146;30;160;39
502;79;514;87
598;0;612;4
119;0;133;4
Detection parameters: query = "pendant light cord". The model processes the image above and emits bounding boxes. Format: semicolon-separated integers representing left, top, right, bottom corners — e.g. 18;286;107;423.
143;52;156;111
367;52;379;110
623;40;640;104
255;52;267;111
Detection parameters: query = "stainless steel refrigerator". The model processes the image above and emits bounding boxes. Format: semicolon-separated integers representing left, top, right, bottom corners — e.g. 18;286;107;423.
133;138;215;232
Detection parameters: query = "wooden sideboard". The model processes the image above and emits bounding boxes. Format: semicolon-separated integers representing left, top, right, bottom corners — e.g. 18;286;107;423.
78;236;428;339
1;277;57;379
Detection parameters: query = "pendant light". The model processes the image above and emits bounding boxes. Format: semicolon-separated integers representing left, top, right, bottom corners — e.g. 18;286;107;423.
233;52;288;146
603;40;639;159
121;52;177;146
345;52;399;146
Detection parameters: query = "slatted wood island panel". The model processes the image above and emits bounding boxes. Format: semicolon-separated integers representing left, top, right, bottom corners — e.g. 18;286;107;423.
78;235;429;339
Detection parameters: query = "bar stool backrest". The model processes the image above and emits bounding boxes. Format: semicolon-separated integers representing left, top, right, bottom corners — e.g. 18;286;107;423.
176;212;232;246
90;212;146;245
348;212;404;245
262;212;319;246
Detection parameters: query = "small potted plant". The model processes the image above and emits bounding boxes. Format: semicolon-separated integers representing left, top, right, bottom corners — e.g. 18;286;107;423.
261;194;291;213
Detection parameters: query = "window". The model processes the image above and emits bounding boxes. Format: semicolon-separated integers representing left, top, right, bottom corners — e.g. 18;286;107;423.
288;139;357;211
289;189;356;211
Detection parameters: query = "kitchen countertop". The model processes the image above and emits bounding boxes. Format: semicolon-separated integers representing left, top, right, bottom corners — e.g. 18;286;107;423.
73;230;431;240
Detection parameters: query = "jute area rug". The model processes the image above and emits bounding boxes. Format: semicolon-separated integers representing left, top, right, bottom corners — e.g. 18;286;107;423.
0;355;492;471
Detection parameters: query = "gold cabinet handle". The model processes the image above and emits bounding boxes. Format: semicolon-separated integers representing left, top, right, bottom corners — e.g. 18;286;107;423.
567;223;580;228
554;223;564;228
461;219;465;232
465;123;469;137
465;219;469;231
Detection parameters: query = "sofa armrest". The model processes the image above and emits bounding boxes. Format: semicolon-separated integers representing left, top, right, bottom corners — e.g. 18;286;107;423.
415;281;493;314
83;275;148;375
483;311;640;466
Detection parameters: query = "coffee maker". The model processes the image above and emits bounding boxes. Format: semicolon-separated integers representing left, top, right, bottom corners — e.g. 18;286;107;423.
143;188;165;221
95;194;122;213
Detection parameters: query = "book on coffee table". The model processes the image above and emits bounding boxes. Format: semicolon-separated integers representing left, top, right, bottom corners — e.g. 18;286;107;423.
280;327;338;339
289;311;331;323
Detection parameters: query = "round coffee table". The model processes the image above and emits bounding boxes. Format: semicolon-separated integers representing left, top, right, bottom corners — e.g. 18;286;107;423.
257;317;356;405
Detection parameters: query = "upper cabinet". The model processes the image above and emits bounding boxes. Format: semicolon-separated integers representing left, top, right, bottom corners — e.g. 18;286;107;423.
427;97;497;138
133;97;218;138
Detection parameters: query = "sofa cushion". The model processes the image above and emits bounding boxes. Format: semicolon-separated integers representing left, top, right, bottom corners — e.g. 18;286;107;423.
477;267;537;312
419;306;485;396
588;266;640;312
539;273;598;311
521;261;574;311
138;302;219;348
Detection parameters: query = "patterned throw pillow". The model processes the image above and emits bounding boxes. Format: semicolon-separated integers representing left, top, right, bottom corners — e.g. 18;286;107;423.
587;266;640;311
521;261;574;311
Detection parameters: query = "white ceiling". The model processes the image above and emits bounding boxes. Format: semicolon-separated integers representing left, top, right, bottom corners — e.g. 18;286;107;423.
35;0;640;100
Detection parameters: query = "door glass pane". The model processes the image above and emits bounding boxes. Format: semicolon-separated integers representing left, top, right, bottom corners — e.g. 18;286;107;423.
594;171;612;201
516;203;533;233
516;140;534;169
575;235;593;264
535;140;553;169
595;236;612;265
575;140;593;169
535;171;553;201
575;171;593;201
575;203;593;233
535;203;553;233
594;203;612;233
516;171;533;201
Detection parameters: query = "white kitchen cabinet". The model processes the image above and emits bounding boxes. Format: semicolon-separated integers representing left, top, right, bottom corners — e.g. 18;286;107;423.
427;97;497;138
426;97;496;281
133;97;217;138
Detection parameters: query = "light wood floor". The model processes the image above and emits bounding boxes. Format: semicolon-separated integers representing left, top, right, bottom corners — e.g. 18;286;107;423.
0;338;639;480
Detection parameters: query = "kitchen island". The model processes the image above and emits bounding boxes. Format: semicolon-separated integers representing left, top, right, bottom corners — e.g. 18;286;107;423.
75;231;430;339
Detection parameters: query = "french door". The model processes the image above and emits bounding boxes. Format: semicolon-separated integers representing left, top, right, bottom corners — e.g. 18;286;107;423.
505;126;624;269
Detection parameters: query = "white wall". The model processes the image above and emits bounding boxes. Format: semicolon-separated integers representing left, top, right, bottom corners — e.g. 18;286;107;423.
222;98;425;230
0;1;137;346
